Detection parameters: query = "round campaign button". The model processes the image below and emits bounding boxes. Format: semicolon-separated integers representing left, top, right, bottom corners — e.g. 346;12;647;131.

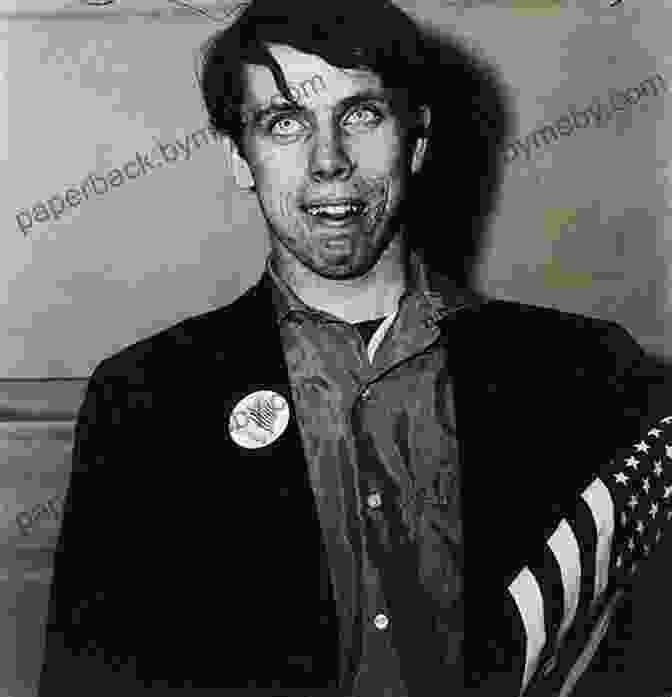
228;390;290;449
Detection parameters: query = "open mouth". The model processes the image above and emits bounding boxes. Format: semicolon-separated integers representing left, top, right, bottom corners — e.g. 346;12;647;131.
302;200;368;223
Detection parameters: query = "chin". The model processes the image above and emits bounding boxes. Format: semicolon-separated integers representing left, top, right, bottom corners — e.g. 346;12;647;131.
315;247;385;279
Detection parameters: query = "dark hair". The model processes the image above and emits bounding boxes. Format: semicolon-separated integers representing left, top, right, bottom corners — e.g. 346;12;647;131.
195;0;517;289
196;0;431;153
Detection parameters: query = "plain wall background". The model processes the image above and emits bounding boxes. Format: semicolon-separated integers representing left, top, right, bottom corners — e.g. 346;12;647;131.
2;0;671;378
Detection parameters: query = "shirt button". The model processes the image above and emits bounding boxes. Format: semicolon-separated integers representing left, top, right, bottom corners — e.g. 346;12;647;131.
374;613;389;630
367;492;382;509
361;387;373;401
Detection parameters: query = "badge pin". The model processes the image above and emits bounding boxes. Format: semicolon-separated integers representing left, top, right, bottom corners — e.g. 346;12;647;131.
228;390;290;449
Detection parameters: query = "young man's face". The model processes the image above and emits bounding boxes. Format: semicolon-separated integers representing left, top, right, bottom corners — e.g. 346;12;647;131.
238;44;430;280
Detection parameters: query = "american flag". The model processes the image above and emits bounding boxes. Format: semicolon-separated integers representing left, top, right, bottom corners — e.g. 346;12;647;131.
503;414;672;696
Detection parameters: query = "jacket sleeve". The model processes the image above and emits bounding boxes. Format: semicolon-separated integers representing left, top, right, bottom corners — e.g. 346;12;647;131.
38;361;143;696
601;320;671;442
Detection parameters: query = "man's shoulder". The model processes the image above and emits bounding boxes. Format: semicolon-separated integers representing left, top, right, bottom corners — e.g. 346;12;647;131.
485;295;615;329
476;295;633;348
91;280;262;385
484;297;668;425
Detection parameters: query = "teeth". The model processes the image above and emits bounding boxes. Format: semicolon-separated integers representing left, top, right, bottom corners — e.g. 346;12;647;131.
306;203;364;216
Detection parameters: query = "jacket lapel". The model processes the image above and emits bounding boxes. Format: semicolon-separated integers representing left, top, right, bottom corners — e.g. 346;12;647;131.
186;273;342;686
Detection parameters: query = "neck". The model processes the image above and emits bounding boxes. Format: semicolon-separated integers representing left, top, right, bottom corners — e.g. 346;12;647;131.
272;230;408;324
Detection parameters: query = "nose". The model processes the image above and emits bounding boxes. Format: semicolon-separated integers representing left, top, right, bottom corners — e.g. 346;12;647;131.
309;128;354;183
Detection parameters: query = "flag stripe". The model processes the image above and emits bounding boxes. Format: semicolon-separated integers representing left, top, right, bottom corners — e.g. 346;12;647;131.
547;518;581;646
496;587;528;694
571;498;599;632
581;477;615;607
525;542;565;673
508;567;545;694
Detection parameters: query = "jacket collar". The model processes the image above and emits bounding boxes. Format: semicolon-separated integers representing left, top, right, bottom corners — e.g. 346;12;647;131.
262;248;489;327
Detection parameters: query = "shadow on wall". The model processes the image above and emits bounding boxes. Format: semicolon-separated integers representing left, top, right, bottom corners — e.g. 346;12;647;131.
410;22;670;365
403;21;518;292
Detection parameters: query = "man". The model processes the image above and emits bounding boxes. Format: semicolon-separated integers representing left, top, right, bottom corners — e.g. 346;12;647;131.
39;1;671;696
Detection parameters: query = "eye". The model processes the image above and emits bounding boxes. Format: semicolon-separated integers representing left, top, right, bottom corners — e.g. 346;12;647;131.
269;116;304;136
343;105;383;131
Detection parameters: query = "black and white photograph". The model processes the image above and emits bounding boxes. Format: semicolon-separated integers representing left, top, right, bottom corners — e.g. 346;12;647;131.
1;1;672;695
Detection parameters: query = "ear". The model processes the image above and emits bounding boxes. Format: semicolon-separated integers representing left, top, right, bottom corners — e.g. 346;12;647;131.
227;138;256;190
410;105;431;175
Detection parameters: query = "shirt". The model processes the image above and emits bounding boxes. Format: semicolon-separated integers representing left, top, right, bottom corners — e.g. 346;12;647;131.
265;249;485;697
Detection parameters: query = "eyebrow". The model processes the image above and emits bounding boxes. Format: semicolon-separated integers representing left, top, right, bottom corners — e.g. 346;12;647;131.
245;88;393;127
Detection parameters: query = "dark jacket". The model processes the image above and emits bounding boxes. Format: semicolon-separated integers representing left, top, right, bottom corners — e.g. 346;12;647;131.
38;269;670;697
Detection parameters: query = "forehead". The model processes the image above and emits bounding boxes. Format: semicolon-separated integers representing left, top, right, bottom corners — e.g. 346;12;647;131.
242;43;384;108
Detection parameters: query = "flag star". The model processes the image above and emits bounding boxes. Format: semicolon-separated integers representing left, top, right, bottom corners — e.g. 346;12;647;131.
666;444;672;459
642;477;651;494
664;485;672;500
660;416;672;424
649;502;659;518
648;428;662;438
625;456;639;470
636;520;645;535
653;460;664;477
634;441;650;453
628;495;638;510
614;471;629;485
628;537;635;550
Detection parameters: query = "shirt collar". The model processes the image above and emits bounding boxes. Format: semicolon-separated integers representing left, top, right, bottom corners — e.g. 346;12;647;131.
264;247;487;326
